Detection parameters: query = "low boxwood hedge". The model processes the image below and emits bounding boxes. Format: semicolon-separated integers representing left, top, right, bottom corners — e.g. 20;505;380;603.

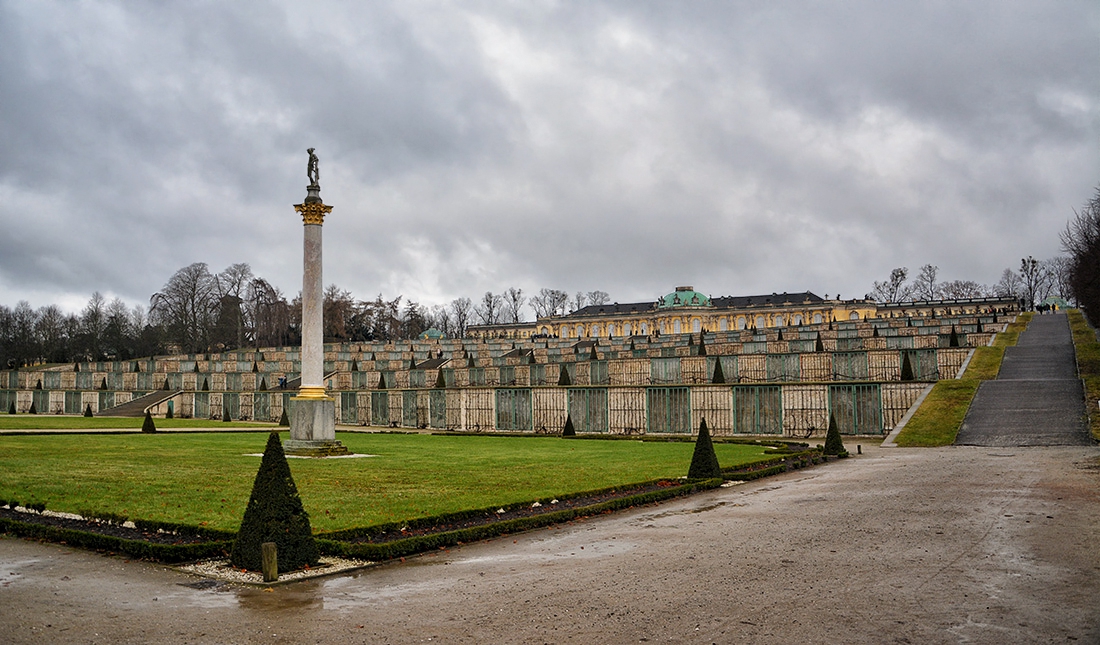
0;516;231;563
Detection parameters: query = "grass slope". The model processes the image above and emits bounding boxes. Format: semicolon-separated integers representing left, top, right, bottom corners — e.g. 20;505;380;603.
895;312;1032;447
1067;309;1100;440
0;432;774;533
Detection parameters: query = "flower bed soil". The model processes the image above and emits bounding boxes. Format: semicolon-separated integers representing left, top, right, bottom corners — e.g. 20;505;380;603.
343;480;682;544
0;507;215;545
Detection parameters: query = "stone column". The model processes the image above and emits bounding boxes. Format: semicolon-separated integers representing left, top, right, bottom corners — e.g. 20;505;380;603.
286;184;347;456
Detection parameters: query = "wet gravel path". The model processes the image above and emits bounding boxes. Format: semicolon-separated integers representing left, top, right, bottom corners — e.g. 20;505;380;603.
2;443;1098;644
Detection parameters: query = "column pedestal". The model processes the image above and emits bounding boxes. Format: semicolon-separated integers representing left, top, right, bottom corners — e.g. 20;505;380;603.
285;397;348;457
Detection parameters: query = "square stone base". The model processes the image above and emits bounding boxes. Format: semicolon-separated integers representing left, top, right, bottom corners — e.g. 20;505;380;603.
289;396;335;442
282;439;350;457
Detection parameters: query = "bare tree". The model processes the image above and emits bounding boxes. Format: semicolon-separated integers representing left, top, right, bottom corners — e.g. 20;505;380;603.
150;263;218;353
586;290;610;307
939;280;986;299
994;268;1022;299
570;292;587;312
1045;256;1073;304
503;287;525;323
868;267;911;303
474;291;504;325
912;264;940;300
1019;256;1048;310
1062;186;1100;323
450;297;472;337
323;284;355;340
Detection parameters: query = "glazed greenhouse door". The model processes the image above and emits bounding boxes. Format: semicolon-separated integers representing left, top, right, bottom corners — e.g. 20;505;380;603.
732;385;782;434
828;384;883;434
646;387;691;433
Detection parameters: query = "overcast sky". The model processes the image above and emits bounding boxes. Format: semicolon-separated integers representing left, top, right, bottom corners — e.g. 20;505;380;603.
1;1;1097;317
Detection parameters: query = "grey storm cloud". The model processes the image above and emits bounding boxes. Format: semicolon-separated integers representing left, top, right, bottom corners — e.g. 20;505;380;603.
0;0;1096;316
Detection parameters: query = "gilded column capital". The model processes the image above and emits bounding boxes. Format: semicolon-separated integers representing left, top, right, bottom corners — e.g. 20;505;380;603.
294;201;333;225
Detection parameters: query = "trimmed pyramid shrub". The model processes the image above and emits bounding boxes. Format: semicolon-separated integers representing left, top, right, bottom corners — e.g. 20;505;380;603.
823;413;847;456
589;344;598;360
558;365;572;386
259;378;267;391
776;329;784;342
562;414;576;436
377;372;387;389
252;362;259;373
100;377;108;390
230;433;319;573
698;332;707;356
35;380;42;390
949;325;960;347
351;360;359;372
815;333;824;352
141;410;157;433
202;377;209;391
900;352;914;382
28;400;37;414
687;418;721;479
223;405;232;422
166;405;173;419
872;327;879;337
9;401;16;414
435;369;446;388
711;358;726;384
163;377;171;390
279;409;290;427
84;403;93;418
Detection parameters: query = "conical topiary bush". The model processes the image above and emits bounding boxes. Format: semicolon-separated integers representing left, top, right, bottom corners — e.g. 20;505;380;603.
142;410;157;433
230;433;319;573
562;414;576;437
28;400;37;414
687;418;721;479
558;365;572;386
949;325;960;347
223;405;232;422
711;358;726;384
698;332;707;356
84;403;93;418
279;408;290;427
377;372;387;389
776;329;784;342
900;352;914;382
10;401;17;414
823;413;847;457
815;333;824;352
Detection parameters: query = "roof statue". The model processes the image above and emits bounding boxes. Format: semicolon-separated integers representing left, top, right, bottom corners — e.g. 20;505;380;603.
307;147;320;188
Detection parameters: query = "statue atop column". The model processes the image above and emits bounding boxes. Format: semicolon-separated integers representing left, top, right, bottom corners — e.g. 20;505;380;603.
306;147;320;188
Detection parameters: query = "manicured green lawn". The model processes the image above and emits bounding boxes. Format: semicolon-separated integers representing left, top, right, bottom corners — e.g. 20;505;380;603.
0;432;775;533
894;312;1032;447
0;416;271;430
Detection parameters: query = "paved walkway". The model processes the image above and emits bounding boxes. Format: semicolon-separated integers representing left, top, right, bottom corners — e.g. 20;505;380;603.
956;312;1093;447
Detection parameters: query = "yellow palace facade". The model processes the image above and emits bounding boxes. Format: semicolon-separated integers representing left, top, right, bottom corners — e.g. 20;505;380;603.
469;286;879;339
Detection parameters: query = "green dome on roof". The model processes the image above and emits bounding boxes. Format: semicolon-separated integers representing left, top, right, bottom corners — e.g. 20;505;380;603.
419;328;445;340
658;286;712;309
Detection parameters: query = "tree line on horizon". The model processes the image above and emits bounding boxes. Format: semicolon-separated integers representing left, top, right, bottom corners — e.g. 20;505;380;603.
866;257;1072;309
0;261;613;368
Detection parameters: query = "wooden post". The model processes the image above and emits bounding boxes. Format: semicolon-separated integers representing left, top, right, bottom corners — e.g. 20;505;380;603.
262;542;278;582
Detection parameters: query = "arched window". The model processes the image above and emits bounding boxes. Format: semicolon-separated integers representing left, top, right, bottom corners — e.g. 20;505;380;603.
607;324;616;337
755;315;766;328
792;315;803;326
592;324;601;337
623;322;632;336
737;317;746;330
576;325;584;337
813;313;823;324
849;312;860;320
692;319;701;333
774;315;785;327
719;317;728;331
673;319;682;334
640;322;648;334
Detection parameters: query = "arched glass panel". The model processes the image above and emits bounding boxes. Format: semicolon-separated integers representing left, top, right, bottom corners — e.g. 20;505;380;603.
792;315;803;326
775;316;785;327
673;320;682;334
849;312;860;320
640;322;648;334
623;323;632;336
737;317;746;330
755;315;766;328
719;317;728;331
813;313;823;324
